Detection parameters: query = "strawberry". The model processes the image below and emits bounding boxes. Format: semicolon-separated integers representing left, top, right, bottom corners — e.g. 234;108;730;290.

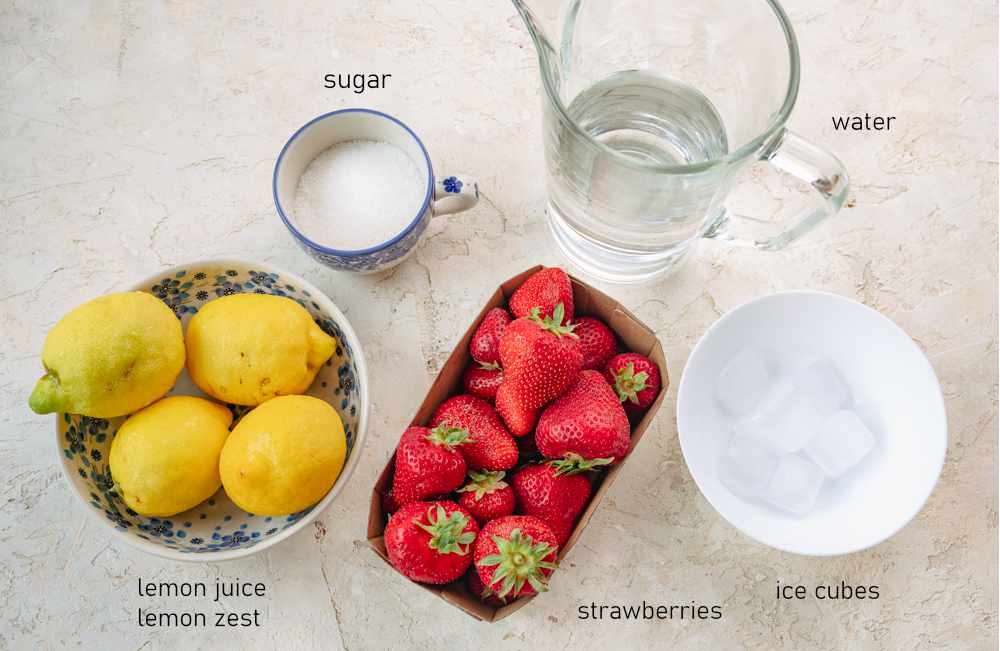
536;370;631;467
462;364;504;402
474;515;559;599
470;307;512;367
511;462;592;547
391;424;471;506
380;488;400;515
466;569;509;607
574;317;618;371
457;470;516;525
509;267;574;322
497;304;583;434
605;352;662;415
495;382;539;437
431;395;518;471
385;501;479;584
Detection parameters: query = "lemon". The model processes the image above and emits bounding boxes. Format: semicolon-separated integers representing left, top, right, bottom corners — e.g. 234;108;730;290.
29;291;185;417
220;395;346;515
109;395;233;517
185;294;335;406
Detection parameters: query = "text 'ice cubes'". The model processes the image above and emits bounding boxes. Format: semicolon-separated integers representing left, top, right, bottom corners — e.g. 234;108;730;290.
715;349;770;417
718;435;779;498
805;410;876;477
764;454;825;515
733;361;852;454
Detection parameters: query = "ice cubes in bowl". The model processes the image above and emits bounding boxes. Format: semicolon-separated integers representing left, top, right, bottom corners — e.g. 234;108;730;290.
715;348;770;417
805;410;876;477
717;435;779;498
763;454;826;515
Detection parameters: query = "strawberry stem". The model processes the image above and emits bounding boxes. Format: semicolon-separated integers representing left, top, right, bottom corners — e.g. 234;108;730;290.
528;304;578;338
477;528;558;598
549;453;614;476
413;504;476;555
426;423;474;448
477;360;501;371
457;470;508;500
612;362;649;405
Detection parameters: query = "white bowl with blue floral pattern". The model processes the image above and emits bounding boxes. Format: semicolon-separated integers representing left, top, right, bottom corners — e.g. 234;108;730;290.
55;260;369;561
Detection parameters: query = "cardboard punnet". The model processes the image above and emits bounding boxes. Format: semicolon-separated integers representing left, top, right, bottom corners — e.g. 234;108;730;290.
366;266;670;622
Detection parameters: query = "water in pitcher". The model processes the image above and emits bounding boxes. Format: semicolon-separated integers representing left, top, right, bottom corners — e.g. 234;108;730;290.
545;70;737;280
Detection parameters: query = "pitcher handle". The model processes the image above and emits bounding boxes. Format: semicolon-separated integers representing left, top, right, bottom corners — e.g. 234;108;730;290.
704;130;849;250
431;174;479;217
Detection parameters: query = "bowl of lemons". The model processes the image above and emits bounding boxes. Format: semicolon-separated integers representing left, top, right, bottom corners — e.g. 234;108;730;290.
34;260;369;560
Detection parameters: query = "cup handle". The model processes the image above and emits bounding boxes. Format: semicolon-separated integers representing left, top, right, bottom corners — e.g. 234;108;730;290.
431;175;479;217
704;130;849;250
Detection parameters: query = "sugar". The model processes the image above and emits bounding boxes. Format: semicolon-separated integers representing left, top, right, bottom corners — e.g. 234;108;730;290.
718;434;779;498
763;454;825;515
292;140;426;250
715;349;771;417
805;410;876;477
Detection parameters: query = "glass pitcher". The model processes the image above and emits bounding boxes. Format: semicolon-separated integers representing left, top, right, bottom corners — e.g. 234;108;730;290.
513;0;849;283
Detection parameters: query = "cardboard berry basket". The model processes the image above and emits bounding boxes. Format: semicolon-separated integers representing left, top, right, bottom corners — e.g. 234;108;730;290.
366;265;669;622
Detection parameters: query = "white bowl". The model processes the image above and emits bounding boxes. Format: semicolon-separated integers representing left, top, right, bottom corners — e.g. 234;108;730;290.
676;291;946;556
54;260;370;561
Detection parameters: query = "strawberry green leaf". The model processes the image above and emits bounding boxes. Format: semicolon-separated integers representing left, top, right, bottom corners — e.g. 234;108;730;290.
427;423;474;449
549;453;614;476
457;470;508;500
413;505;476;555
528;304;579;339
612;362;649;404
475;528;559;598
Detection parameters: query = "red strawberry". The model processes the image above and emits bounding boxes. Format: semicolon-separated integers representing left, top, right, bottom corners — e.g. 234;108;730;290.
391;424;471;506
470;307;512;366
574;317;618;371
511;462;592;547
474;515;558;599
509;267;574;322
466;570;509;607
536;370;631;466
497;304;583;434
457;470;516;525
385;501;479;584
381;488;400;515
605;353;662;415
431;395;518;471
495;382;539;437
462;364;504;403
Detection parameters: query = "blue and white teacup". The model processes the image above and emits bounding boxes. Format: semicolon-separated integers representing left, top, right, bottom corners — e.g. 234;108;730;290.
273;108;479;273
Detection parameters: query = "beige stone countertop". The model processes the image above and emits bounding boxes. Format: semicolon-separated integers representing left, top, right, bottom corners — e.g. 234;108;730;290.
0;1;996;649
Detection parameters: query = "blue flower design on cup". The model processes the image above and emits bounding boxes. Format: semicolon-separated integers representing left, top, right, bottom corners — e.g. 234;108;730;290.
442;176;463;193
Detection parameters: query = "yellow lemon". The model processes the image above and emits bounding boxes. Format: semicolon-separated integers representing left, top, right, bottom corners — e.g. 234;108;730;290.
29;291;185;417
109;395;233;517
220;395;346;515
185;293;335;406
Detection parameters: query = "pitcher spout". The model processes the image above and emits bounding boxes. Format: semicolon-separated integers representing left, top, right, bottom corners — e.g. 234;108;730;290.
510;0;561;87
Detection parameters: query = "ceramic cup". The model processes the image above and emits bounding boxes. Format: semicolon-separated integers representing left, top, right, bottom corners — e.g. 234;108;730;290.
273;108;479;273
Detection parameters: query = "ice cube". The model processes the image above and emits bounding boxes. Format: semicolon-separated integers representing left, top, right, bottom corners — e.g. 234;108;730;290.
804;410;876;477
717;434;779;498
715;349;770;417
796;361;851;417
764;454;825;515
734;380;821;453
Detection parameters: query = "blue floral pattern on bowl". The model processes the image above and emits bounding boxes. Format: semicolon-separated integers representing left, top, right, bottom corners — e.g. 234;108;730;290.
57;262;367;558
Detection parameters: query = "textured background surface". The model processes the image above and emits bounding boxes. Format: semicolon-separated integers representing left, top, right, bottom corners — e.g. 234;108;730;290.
0;1;997;649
